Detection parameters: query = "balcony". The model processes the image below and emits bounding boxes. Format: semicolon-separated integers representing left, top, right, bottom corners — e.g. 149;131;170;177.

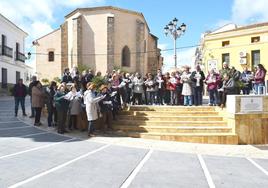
16;51;26;62
1;45;13;58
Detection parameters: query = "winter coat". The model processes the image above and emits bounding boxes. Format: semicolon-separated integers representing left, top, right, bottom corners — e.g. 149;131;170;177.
205;73;220;91
190;71;205;88
254;69;266;84
181;72;192;96
54;91;69;111
32;86;45;108
13;84;27;97
169;76;179;91
155;76;165;91
133;77;144;93
224;78;238;94
145;79;156;92
65;91;82;115
84;90;104;121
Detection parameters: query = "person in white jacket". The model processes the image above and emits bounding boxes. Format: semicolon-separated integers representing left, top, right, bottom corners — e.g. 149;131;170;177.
84;83;105;137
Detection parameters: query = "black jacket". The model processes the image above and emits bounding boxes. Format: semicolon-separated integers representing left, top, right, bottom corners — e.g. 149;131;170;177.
13;84;27;97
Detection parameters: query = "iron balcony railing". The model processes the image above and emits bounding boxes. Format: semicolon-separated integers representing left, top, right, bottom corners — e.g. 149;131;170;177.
1;45;13;58
16;51;26;62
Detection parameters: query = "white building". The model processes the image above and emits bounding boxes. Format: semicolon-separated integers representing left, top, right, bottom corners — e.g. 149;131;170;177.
0;13;33;89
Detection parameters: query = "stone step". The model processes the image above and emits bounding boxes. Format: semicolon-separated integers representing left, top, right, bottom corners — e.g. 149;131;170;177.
120;111;219;116
113;120;227;126
116;115;223;121
128;106;216;112
119;131;238;144
112;125;232;133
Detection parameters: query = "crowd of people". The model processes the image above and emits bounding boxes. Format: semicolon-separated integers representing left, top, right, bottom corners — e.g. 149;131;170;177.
12;62;267;136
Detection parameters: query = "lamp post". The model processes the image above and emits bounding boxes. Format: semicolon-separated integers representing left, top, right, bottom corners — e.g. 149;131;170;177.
164;18;186;68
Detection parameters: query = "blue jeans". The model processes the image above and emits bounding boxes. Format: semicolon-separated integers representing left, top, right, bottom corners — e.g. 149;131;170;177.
193;87;203;106
208;89;219;105
254;83;265;95
184;95;192;106
170;90;178;105
88;120;96;134
15;97;26;115
146;91;156;105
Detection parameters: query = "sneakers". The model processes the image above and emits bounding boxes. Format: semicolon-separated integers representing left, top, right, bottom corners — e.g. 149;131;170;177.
23;114;27;117
29;115;34;118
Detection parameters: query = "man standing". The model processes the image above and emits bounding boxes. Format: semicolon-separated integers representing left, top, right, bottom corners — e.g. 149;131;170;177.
13;79;27;117
28;75;37;118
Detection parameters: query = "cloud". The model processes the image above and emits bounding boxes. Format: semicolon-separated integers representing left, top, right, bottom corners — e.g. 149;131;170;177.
231;0;268;24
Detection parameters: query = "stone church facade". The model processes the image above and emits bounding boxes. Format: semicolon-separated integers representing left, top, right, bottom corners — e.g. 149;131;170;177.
35;6;163;80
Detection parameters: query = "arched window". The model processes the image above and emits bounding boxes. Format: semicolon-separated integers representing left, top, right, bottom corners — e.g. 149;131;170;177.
122;46;130;67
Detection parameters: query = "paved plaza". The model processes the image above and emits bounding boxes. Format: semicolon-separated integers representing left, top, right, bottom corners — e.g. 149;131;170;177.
0;97;268;188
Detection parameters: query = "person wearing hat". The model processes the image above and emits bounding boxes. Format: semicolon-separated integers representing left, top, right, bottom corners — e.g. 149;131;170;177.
98;85;113;132
84;83;105;136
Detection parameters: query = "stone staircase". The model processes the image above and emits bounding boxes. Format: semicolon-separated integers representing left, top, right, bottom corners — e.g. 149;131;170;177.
112;106;238;144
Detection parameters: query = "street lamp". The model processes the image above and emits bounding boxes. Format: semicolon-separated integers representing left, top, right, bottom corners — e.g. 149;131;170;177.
164;18;186;68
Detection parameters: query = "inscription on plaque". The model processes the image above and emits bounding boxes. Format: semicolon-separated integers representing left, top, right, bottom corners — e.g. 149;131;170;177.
240;97;263;112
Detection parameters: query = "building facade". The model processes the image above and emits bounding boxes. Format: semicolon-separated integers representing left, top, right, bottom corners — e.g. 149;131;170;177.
201;22;268;75
35;6;163;81
0;13;33;89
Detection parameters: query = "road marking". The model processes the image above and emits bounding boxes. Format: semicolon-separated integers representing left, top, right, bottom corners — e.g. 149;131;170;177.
0;126;31;130
0;138;75;160
8;144;111;188
197;154;215;188
247;158;268;176
120;149;153;188
0;121;21;124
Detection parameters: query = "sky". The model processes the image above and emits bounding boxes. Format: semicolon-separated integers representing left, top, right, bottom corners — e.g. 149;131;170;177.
1;0;268;71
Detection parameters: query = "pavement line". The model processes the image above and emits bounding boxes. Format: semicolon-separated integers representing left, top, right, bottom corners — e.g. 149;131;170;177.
120;149;153;188
0;126;31;130
8;144;111;188
197;154;215;188
0;121;21;124
0;138;75;160
247;158;268;176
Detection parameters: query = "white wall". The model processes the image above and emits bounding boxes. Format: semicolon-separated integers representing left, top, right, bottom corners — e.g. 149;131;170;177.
0;14;29;85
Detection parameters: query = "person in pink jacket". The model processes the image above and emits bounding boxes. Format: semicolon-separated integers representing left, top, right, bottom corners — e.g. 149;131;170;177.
205;69;221;106
254;64;267;95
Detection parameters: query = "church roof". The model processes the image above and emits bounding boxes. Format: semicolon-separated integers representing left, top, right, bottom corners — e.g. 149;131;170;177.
65;6;150;31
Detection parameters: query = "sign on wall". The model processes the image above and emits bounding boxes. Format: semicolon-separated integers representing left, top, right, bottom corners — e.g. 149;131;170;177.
207;59;218;71
240;97;263;112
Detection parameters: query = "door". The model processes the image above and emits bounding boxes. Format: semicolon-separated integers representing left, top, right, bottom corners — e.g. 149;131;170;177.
16;71;20;83
1;68;7;88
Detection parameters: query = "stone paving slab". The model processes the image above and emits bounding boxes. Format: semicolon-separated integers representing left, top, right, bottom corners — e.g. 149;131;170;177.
0;126;44;137
19;146;147;188
0;132;70;157
0;140;104;187
203;155;268;188
129;151;209;188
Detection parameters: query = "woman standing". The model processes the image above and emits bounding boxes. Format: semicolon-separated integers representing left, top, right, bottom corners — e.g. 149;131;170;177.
84;83;105;137
32;81;45;126
54;84;69;134
181;66;192;106
254;64;267;95
65;84;82;130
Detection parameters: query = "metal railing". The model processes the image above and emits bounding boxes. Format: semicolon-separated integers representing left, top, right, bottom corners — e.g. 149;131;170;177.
1;45;13;58
16;51;26;62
